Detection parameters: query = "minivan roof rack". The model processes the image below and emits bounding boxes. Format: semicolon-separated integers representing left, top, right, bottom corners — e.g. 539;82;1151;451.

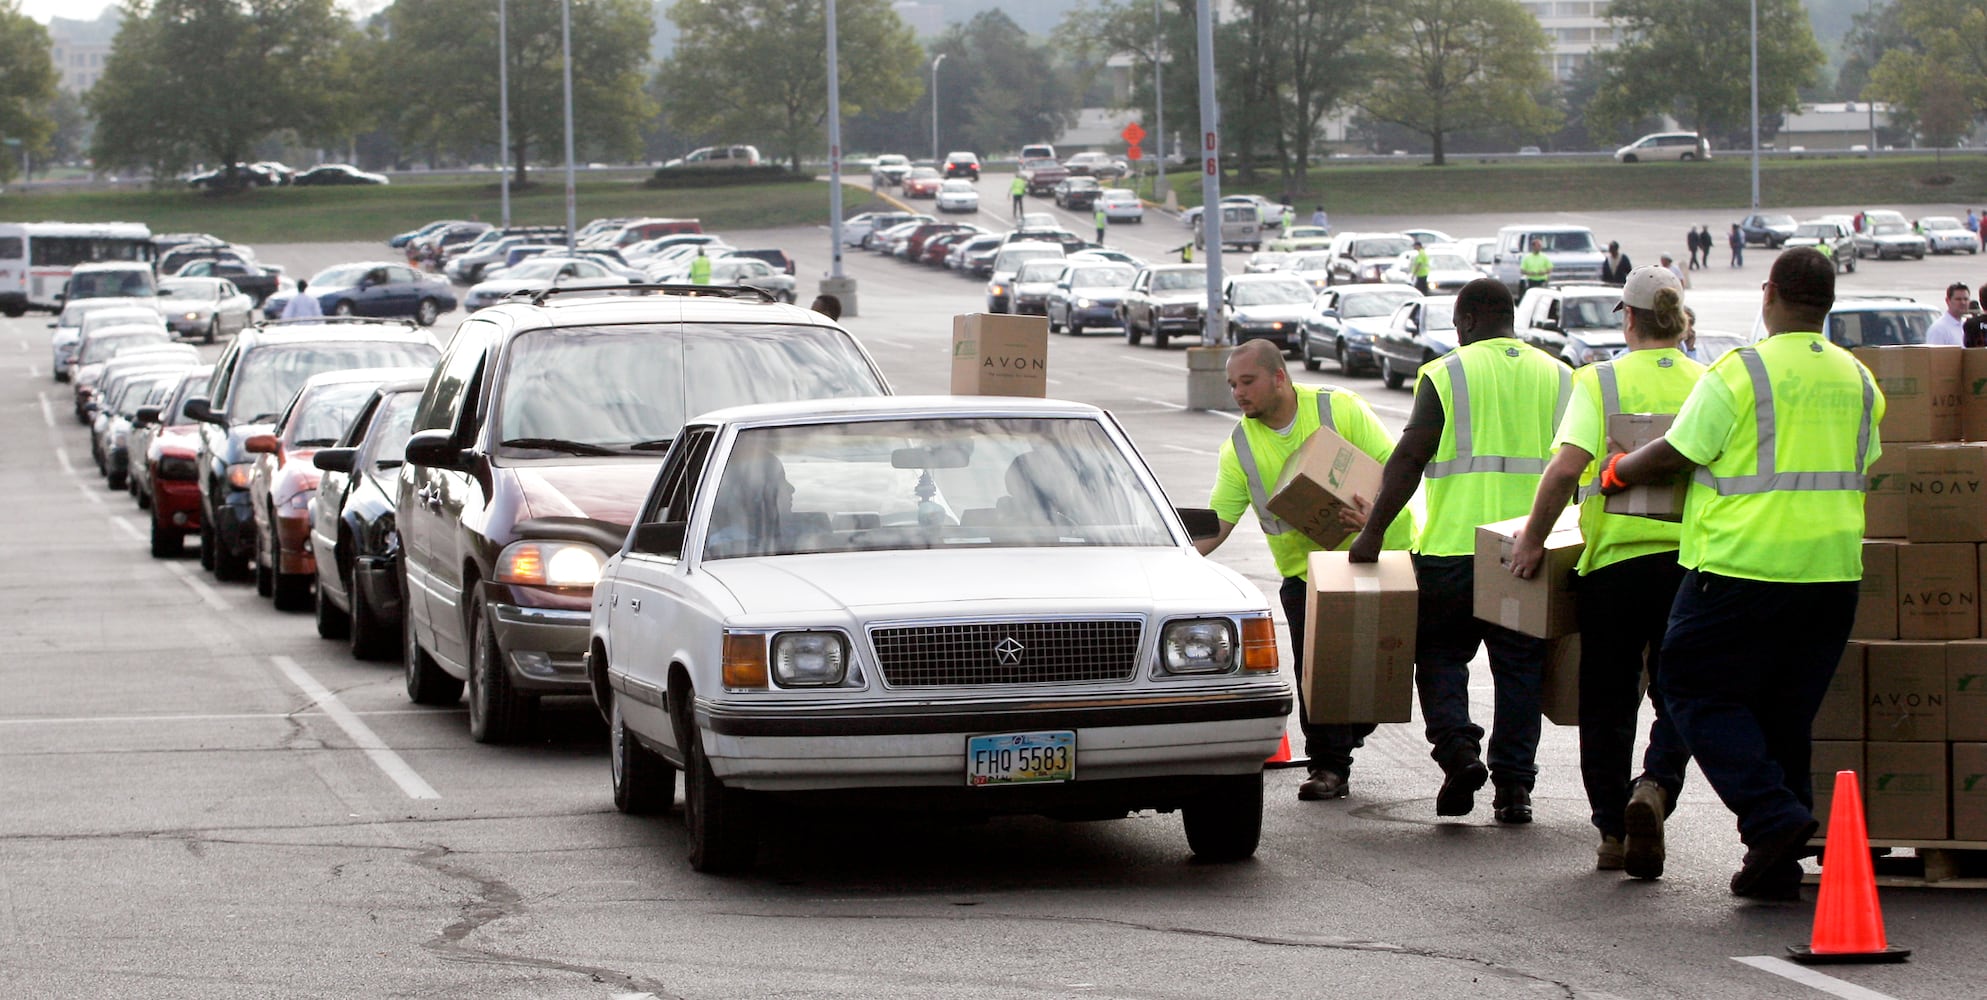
516;283;780;307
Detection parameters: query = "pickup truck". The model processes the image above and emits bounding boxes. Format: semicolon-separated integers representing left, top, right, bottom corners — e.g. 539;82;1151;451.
1020;157;1071;197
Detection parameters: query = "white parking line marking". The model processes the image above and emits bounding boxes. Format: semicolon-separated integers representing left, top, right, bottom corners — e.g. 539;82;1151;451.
1136;396;1241;421
75;483;104;506
270;655;440;800
864;337;913;349
1121;356;1184;374
0;709;467;726
1161;443;1216;455
108;516;143;541
37;392;54;429
16;339;26;352
25;364;37;378
164;561;233;612
1732;956;1902;1000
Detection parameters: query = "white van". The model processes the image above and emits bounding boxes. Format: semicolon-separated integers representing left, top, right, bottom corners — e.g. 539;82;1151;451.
1613;132;1710;163
1193;203;1263;252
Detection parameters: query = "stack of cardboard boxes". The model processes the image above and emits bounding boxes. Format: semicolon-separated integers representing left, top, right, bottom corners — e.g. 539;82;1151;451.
1821;345;1987;844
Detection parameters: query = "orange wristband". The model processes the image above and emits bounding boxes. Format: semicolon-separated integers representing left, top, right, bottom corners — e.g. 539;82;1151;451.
1600;452;1628;493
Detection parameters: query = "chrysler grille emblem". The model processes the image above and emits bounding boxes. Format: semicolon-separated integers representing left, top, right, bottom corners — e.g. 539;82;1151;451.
993;637;1025;666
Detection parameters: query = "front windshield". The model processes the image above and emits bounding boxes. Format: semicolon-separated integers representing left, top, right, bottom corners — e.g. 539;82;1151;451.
1422;300;1458;331
1341;289;1416;318
1795;224;1831;238
284;381;381;447
1923;217;1961;230
995;248;1060;272
1354;237;1412;258
1760;215;1795;226
1149;269;1203;291
228;342;439;424
310;264;370;289
505;258;582;281
1829;309;1936;348
1068;178;1098;190
1423;253;1470;271
1561;296;1626;331
497;324;881;453
366;391;420;470
161;279;219;302
1016;261;1065;283
166;372;213;427
115;374;178;416
1070;266;1134;288
68;269;156;300
83;331;168;364
702;417;1174;559
1535;231;1597;253
1234;281;1313;306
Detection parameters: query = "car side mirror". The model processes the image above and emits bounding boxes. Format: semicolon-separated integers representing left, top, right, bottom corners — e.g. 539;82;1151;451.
313;448;356;473
182;396;222;425
1175;507;1222;543
134;406;162;427
243;433;279;455
403;428;465;468
632;521;686;557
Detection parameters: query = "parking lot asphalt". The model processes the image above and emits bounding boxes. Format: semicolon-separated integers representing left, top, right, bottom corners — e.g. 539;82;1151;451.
3;194;1983;998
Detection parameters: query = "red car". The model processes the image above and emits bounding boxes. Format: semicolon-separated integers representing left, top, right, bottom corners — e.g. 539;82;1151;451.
902;167;943;198
136;369;213;558
247;366;434;610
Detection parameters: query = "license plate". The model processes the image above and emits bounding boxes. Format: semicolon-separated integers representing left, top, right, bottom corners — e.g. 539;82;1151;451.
966;730;1075;786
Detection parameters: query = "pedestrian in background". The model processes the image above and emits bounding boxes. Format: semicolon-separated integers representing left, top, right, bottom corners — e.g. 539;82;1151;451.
1010;175;1026;218
1197;341;1417;802
1685;226;1700;269
1094;203;1107;245
1660;253;1689;290
1509;265;1705;880
1349;278;1570;824
1927;281;1968;346
689;247;712;285
1411;240;1432;296
809;294;842;320
1728;224;1744;268
1311;205;1329;232
1520;238;1553;291
1965;283;1987;347
281;280;321;319
1699;226;1715;269
1601;247;1884;901
1601;241;1632;285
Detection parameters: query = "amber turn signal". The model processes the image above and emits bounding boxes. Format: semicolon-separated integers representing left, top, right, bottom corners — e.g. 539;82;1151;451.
1241;617;1279;672
722;632;768;689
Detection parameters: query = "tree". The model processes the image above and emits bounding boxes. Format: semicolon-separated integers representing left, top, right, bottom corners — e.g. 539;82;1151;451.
41;90;91;170
656;0;922;172
90;0;360;188
1272;0;1371;190
1356;0;1556;166
0;0;58;184
1862;0;1987;147
913;11;1078;161
1837;1;1912;103
372;0;654;186
1587;0;1822;149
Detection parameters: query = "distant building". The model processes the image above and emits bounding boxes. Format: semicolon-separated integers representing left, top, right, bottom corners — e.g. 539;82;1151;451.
46;11;118;96
1777;102;1894;151
1520;1;1616;82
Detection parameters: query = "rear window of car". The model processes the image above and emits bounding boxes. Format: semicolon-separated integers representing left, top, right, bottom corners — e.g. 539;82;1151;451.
226;342;440;423
1828;308;1936;348
68;268;157;300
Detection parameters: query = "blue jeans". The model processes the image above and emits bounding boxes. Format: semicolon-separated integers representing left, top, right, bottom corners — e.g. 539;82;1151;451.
1575;552;1692;838
1412;554;1547;789
1282;576;1376;778
1659;571;1857;847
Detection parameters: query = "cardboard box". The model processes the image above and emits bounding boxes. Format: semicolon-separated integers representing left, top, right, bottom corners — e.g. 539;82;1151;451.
1811;740;1864;839
1863;448;1910;539
1947;640;1987;742
1852;540;1901;640
1472;511;1583;639
1865;641;1948;741
1304;551;1417;724
1265;426;1383;551
950;313;1048;396
1962;348;1987;442
1866;741;1948;841
1905;442;1987;543
1815;642;1867;741
1854;345;1962;443
1602;413;1684;521
1542;633;1580;726
1951;743;1987;840
1895;542;1979;640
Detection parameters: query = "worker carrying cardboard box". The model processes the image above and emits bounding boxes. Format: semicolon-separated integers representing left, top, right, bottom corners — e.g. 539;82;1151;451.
1506;265;1706;880
1600;247;1886;901
1195;339;1415;802
1347;278;1571;823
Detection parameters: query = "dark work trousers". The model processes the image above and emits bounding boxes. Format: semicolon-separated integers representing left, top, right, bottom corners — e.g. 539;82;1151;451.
1412;554;1548;789
1414;276;1431;296
1575;552;1692;839
1659;571;1858;848
1281;576;1376;779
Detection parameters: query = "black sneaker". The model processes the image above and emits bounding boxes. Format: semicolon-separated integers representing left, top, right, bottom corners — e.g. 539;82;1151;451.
1731;819;1819;898
1492;784;1532;824
1623;781;1668;880
1298;770;1348;801
1436;758;1488;817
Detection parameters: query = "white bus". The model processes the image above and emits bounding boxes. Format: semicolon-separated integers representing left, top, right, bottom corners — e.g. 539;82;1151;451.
0;221;156;316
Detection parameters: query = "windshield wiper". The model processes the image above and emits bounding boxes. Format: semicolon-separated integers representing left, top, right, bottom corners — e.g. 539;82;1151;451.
499;437;620;456
628;438;675;451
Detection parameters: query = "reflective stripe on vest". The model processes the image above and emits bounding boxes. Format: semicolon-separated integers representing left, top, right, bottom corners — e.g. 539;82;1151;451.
1574;362;1620;502
1689;347;1876;496
1425;353;1571;479
1232;390;1334;535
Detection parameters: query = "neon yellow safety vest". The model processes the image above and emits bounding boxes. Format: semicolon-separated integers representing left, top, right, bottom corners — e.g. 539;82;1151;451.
1417;338;1572;556
1667;333;1884;582
1010;177;1026;196
1520;252;1552;282
1413;250;1430;278
690;255;712;285
1095;207;1106;228
1562;349;1705;574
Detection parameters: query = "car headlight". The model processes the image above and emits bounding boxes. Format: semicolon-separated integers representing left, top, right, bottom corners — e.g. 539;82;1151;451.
226;462;253;489
771;630;849;686
991;283;1008;295
1159;618;1238;674
494;539;605;587
1074;297;1093;309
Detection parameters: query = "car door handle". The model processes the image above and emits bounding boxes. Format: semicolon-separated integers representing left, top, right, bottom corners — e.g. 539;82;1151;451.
628;598;641;613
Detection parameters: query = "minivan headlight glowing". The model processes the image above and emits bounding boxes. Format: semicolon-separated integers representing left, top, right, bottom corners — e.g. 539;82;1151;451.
494;539;605;587
1160;618;1237;674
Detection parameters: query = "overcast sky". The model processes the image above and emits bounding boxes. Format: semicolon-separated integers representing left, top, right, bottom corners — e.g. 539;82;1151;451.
24;0;390;26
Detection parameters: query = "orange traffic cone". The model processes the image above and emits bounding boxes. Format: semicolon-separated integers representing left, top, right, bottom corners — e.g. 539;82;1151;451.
1788;770;1911;964
1264;732;1310;770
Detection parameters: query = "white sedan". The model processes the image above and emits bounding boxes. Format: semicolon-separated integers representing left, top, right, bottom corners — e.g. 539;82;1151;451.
462;256;630;311
157;276;254;343
589;396;1290;872
935;178;979;213
1099;188;1144;223
1918;216;1979;254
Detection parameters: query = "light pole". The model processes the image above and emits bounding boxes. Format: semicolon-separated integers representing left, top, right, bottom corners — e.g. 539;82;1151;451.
498;0;510;227
1195;0;1221;346
930;53;947;164
1749;0;1759;209
822;0;857;313
560;0;577;251
1153;0;1166;200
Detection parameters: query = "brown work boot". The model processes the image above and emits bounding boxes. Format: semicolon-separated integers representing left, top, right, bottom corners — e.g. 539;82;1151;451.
1298;770;1348;801
1596;834;1626;871
1623;781;1668;880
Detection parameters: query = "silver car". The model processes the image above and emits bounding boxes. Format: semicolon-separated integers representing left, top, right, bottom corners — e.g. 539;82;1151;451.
590;395;1289;872
159;276;255;343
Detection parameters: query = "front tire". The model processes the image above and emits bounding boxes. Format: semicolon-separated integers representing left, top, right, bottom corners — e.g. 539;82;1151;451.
404;595;463;705
204;319;218;345
1124;313;1143;346
150;508;182;558
332;300;355;317
611;691;676;815
349;566;396;660
467;596;535;743
1182;772;1264;862
1382;356;1405;390
414;298;440;327
685;727;755;873
315;575;350;638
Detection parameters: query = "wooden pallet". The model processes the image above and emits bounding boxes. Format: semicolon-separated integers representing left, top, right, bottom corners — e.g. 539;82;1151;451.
1802;839;1987;888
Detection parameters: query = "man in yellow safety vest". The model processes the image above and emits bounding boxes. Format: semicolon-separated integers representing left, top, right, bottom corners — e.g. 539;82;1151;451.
1197;340;1415;801
1348;278;1570;823
1520;238;1553;291
1600;247;1884;901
